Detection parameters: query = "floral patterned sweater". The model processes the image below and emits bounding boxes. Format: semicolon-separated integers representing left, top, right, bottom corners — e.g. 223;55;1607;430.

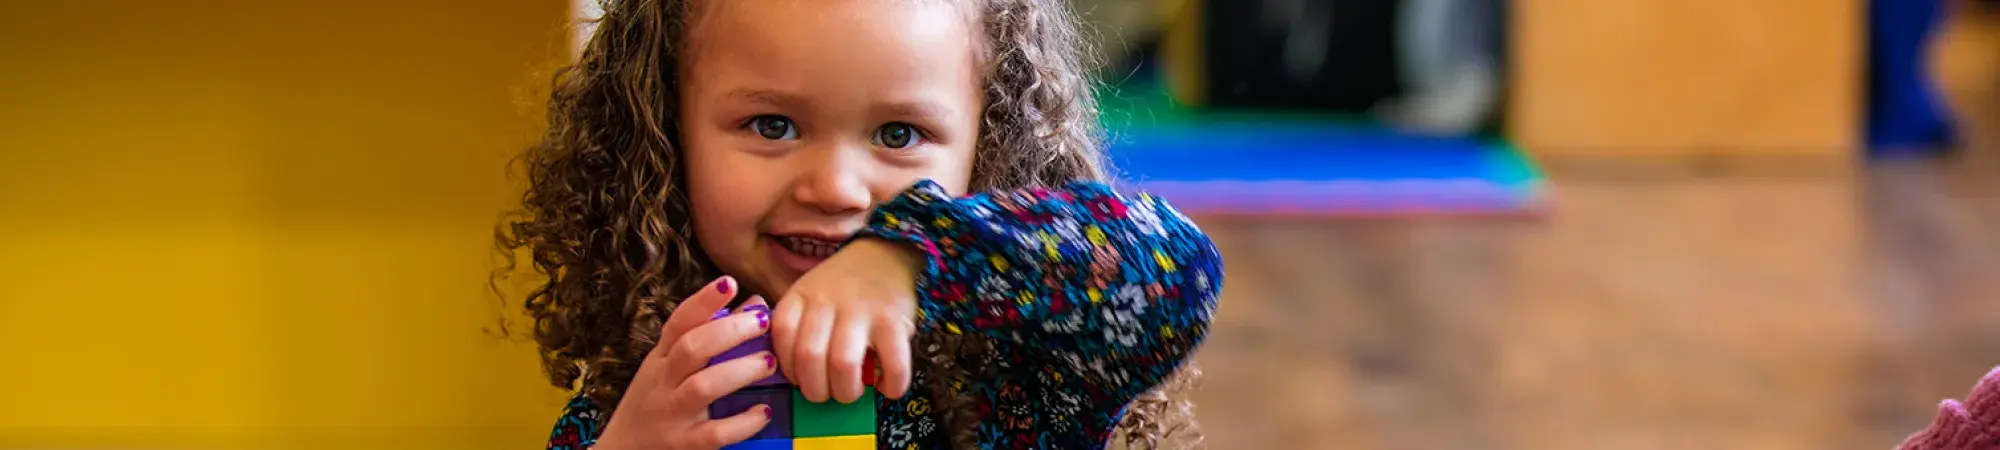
545;179;1225;449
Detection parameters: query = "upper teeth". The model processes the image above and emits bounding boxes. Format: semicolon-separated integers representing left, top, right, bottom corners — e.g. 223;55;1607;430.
782;236;841;258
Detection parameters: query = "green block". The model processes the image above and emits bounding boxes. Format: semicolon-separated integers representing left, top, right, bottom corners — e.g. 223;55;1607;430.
790;388;876;437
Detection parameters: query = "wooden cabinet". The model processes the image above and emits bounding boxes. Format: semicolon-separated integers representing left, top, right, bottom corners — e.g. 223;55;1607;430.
1509;0;1861;163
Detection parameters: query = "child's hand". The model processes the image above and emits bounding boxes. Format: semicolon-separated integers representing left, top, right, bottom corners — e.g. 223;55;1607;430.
770;238;922;404
593;276;776;450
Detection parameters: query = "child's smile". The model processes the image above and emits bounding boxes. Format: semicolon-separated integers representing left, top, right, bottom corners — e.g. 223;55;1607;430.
765;233;847;274
680;0;983;298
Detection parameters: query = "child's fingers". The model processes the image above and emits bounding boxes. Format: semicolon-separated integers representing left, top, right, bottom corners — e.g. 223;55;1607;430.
827;312;870;404
673;403;772;450
659;306;768;388
871;319;913;399
652;276;739;361
791;302;835;403
769;294;804;382
667;351;776;421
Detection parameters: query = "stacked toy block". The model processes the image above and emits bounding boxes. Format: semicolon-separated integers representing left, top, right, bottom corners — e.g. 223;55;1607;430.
710;308;877;450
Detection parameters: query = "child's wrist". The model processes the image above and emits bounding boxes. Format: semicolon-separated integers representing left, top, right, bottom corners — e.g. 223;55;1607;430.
843;237;925;318
848;237;923;277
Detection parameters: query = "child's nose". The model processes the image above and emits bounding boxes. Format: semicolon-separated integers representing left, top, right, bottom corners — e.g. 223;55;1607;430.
790;147;873;215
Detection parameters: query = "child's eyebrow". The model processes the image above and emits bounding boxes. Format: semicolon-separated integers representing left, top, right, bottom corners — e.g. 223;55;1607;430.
725;88;809;111
721;88;953;122
875;101;953;122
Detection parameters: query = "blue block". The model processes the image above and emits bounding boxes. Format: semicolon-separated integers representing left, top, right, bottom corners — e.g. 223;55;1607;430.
721;438;792;450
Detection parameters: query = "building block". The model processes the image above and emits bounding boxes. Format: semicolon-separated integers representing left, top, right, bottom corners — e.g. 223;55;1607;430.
710;333;788;387
720;438;793;450
790;388;876;438
710;307;787;388
792;435;874;450
710;387;791;441
861;353;879;387
707;305;878;447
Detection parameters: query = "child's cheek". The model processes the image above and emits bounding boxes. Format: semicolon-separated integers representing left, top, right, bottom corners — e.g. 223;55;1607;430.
941;148;976;194
681;136;783;284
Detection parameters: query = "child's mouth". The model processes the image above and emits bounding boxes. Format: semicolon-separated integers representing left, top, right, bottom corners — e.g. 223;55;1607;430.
777;235;842;258
766;234;846;274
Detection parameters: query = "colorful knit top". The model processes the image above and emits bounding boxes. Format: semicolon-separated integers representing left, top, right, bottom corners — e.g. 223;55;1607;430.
545;179;1225;449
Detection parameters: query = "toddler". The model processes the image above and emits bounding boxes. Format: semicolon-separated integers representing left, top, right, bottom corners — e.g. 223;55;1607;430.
496;0;1223;448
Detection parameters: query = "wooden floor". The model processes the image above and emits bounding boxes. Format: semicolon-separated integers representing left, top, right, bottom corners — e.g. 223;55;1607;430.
1186;8;2000;450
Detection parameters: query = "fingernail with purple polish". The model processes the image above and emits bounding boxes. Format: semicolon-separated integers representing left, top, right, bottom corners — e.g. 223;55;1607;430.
717;277;733;295
756;311;769;329
762;405;772;420
764;353;776;369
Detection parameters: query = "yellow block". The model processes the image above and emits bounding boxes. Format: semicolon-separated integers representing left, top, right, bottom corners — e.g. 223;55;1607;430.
793;435;876;450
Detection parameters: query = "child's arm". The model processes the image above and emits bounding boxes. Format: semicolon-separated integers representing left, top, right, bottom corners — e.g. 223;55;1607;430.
1895;366;2000;450
856;179;1223;407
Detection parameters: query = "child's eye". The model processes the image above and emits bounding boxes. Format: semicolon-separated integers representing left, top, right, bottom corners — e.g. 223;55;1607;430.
746;115;798;140
873;122;923;149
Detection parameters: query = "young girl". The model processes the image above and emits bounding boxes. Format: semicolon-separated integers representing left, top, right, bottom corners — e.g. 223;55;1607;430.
496;0;1222;448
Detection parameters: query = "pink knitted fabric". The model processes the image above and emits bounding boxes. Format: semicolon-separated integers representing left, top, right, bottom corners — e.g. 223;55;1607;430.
1899;366;2000;450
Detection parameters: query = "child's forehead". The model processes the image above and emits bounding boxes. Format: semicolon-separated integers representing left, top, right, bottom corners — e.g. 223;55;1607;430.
692;0;973;31
681;0;982;89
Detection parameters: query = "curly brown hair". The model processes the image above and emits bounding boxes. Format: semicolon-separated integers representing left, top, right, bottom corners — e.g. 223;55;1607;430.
494;0;1201;448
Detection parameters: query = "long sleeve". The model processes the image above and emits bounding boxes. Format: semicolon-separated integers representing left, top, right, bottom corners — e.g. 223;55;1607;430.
1897;366;2000;450
546;394;606;450
855;179;1224;407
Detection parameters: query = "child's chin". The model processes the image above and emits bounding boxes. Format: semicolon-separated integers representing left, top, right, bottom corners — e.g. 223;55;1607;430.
758;277;793;301
735;268;792;301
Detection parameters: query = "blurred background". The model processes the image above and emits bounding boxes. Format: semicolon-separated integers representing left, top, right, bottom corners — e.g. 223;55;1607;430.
2;0;1996;448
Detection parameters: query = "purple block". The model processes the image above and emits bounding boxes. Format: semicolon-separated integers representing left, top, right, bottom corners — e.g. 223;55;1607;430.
711;387;791;441
709;334;789;387
709;333;771;366
711;302;770;321
708;306;786;387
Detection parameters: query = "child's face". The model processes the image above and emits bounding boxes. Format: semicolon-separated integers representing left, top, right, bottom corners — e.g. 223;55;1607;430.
680;0;982;298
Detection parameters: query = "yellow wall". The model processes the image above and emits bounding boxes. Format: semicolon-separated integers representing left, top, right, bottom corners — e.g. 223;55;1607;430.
0;1;575;448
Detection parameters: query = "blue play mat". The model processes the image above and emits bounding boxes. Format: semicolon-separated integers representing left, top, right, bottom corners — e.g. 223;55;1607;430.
1100;87;1546;216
